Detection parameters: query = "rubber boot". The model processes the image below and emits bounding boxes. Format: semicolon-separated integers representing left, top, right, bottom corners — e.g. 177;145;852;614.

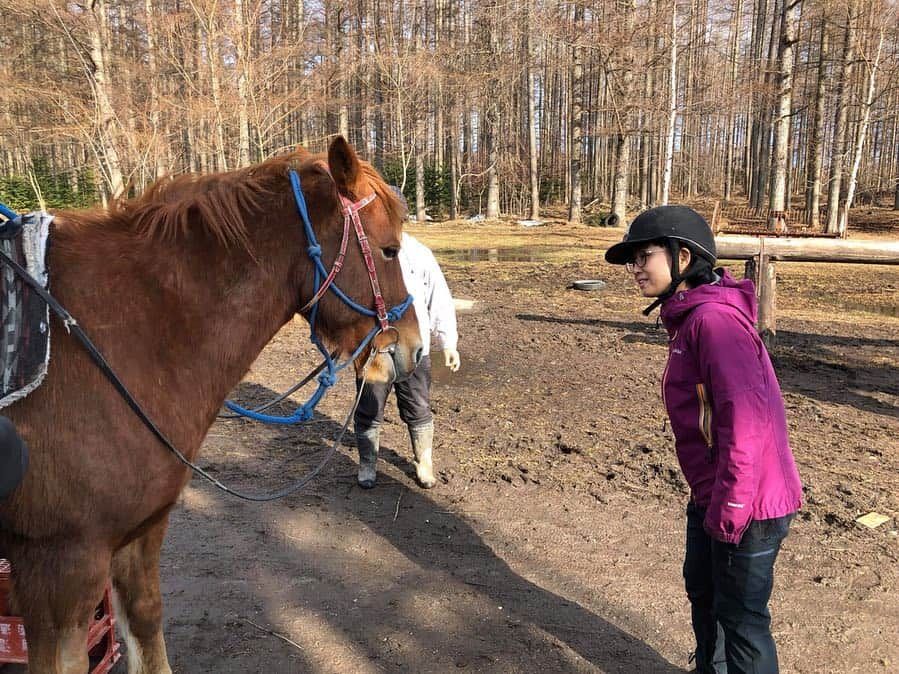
355;426;380;489
409;422;436;489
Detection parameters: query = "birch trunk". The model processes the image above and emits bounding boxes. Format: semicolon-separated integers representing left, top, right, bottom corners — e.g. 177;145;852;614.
806;20;828;227
768;0;799;232
525;1;539;220
825;4;856;234
841;25;884;234
661;0;677;205
568;4;584;223
610;0;635;221
724;0;743;201
234;0;251;166
486;105;500;219
87;0;125;198
144;0;167;179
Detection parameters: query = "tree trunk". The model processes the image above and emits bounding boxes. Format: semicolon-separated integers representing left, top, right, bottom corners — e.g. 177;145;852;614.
449;115;458;219
746;0;768;201
610;0;636;221
806;19;828;227
234;0;252;166
144;0;167;180
895;138;899;209
525;1;539;220
752;0;780;210
568;4;584;223
724;0;743;201
825;3;856;234
841;24;884;235
661;0;677;205
199;5;229;171
611;134;630;221
768;0;799;232
416;116;426;222
486;104;500;219
87;0;125;198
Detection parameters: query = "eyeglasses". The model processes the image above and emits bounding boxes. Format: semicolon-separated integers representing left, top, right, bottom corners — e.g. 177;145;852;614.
625;248;665;272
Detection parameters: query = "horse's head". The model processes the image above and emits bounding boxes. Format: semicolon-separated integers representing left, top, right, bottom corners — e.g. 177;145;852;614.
293;137;422;383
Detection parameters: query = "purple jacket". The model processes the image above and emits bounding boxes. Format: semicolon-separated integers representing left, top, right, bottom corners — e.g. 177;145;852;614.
660;270;802;544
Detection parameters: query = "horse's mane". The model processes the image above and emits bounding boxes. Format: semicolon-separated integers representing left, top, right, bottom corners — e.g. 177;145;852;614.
355;162;406;226
123;154;297;249
60;149;404;251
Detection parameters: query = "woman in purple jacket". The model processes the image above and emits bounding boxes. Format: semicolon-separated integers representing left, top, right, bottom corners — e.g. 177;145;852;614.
605;205;802;674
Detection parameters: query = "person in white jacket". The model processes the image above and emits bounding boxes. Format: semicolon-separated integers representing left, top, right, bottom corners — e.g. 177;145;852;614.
354;231;460;489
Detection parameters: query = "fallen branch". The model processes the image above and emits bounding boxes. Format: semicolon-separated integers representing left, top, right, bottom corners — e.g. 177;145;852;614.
241;617;304;651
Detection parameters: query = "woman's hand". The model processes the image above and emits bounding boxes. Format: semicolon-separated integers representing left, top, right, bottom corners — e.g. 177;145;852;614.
443;348;461;372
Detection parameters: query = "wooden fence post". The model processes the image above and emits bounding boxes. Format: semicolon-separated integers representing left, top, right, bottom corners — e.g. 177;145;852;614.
757;253;776;350
744;257;758;286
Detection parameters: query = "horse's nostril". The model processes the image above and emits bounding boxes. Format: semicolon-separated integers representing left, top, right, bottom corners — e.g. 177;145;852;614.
413;346;423;366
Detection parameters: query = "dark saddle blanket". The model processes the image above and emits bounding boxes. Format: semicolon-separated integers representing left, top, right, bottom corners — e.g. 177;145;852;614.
0;212;52;409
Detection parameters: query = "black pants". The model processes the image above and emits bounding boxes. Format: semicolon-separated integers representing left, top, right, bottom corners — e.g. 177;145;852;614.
684;501;792;674
354;355;432;432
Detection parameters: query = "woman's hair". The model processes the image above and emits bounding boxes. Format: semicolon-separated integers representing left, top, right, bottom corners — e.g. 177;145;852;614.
681;243;717;287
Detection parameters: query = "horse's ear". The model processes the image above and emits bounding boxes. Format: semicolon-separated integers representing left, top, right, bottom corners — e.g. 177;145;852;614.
327;136;361;196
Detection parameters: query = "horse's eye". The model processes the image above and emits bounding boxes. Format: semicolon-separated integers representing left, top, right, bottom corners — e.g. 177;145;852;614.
382;246;400;260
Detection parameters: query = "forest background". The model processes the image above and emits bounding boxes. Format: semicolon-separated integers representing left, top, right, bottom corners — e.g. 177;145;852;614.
1;0;898;235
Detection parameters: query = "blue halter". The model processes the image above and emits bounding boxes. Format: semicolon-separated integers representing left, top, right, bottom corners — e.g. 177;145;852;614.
224;169;413;424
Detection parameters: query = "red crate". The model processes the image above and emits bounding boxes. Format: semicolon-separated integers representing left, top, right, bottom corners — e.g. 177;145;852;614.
0;559;121;672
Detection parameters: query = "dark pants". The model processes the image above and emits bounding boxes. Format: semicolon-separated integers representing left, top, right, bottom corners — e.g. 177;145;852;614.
354;355;432;432
684;501;792;674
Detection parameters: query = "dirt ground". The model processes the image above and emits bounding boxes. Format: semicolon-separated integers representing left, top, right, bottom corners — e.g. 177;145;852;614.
155;212;897;673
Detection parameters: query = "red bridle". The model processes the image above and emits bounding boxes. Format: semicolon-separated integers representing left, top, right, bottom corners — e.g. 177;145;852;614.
298;164;390;331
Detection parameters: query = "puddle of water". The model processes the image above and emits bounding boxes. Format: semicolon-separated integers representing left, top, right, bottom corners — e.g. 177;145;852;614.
436;247;553;262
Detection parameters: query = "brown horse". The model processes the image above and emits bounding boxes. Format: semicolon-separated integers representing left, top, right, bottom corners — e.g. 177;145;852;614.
0;137;421;673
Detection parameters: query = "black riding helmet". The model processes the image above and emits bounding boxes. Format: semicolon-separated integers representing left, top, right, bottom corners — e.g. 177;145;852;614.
604;205;717;315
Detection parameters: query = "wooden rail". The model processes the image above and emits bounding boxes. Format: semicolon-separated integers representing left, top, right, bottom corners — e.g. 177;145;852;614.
715;236;899;349
711;202;834;236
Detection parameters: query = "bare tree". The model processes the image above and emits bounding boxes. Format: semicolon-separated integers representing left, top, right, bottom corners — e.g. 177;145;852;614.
768;0;801;232
524;0;539;220
841;19;885;233
568;2;584;223
805;15;829;227
86;0;126;198
825;2;857;234
661;0;677;205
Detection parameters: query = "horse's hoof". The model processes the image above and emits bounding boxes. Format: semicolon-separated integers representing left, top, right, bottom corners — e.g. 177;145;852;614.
357;477;376;489
417;478;436;489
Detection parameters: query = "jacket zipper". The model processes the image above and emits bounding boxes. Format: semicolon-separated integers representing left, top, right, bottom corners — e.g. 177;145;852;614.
696;383;714;462
662;329;677;410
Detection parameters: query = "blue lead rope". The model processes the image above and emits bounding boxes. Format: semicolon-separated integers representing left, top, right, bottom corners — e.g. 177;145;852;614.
224;170;412;424
0;202;17;221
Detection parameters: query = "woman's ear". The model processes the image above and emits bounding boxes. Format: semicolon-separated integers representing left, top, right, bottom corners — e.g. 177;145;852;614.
678;247;692;275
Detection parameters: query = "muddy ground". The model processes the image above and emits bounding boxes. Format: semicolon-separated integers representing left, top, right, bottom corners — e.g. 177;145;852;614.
156;214;896;673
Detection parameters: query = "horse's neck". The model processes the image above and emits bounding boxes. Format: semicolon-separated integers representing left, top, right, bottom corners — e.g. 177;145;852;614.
52;223;301;427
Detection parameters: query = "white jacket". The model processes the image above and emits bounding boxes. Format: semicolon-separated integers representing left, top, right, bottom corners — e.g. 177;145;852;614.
399;233;458;357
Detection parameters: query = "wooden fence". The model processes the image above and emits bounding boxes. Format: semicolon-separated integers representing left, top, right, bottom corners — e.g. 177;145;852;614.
711;202;837;236
715;235;899;348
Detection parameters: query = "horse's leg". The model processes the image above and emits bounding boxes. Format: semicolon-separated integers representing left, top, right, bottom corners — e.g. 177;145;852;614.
111;517;173;674
10;545;110;674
